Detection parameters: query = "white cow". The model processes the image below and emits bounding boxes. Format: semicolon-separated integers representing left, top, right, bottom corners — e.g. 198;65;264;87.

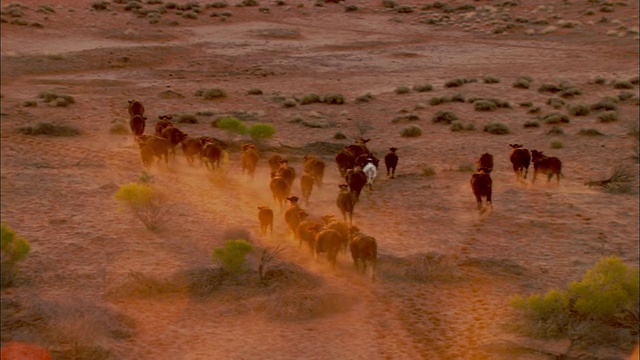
362;159;377;190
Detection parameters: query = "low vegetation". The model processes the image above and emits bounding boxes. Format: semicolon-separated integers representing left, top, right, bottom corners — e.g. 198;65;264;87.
212;239;254;274
432;111;458;124
400;125;422;137
513;76;533;89
1;223;31;287
38;91;75;107
598;111;618;123
114;181;168;231
510;256;638;352
483;122;510;135
567;103;590;116
412;84;433;92
214;116;248;137
18;122;80;136
579;128;604;136
541;112;570;125
248;123;276;144
550;140;564;149
196;87;228;100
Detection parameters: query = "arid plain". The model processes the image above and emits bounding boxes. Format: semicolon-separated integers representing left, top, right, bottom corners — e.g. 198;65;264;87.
1;0;639;359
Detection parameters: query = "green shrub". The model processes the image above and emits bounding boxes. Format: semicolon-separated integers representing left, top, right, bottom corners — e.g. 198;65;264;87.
483;122;510;135
355;93;375;103
510;256;639;342
542;112;570;125
18;122;80;136
413;84;433;92
513;76;532;89
248;123;276;142
546;98;565;109
400;125;422;137
216;116;247;135
483;76;500;84
432;111;458;124
300;93;322;105
474;100;497;112
201;88;228;100
524;120;540;128
114;183;168;231
547;126;565;136
323;93;345;104
612;80;634;89
578;128;604;136
212;239;254;273
550;140;564;149
598;111;618;123
1;223;31;287
591;100;618;112
177;113;199;124
394;86;411;94
567;103;590;116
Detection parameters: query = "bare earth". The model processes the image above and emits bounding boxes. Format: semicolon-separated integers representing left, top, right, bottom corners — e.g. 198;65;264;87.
1;1;639;359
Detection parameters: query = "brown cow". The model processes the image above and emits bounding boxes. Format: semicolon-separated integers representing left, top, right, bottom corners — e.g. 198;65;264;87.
128;100;145;118
155;115;174;137
384;147;399;178
161;126;188;156
257;206;274;237
348;226;378;281
477;152;494;173
270;173;291;213
136;134;170;166
302;155;326;186
336;184;357;225
509;144;531;181
240;144;260;179
300;173;314;206
276;160;296;188
268;154;284;173
470;169;492;213
531;150;562;184
129;114;147;137
314;228;343;268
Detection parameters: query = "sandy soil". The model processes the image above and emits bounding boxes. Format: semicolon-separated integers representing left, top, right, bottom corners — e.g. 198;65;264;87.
1;0;639;359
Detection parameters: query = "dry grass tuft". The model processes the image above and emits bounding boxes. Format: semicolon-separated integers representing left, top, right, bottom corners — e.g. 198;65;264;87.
378;253;466;283
18;123;80;136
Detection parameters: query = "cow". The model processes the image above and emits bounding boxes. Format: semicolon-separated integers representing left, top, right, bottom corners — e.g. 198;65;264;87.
302;155;326;187
129;114;146;137
155;115;174;137
296;216;323;252
160;126;188;156
139;144;154;167
477;152;494;173
268;154;284;173
335;147;357;178
362;158;378;190
321;214;349;254
348;226;378;281
181;136;209;166
336;184;357;226
276;160;296;188
284;196;304;236
128;100;145;118
531;150;562;184
257;206;274;237
202;141;225;170
384;147;399;178
470;169;492;213
509;144;531;181
240;144;260;179
136;134;170;166
300;173;314;206
269;172;291;213
314;229;343;268
345;166;367;200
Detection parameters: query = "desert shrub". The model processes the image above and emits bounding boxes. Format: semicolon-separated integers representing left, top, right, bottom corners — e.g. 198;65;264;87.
591;100;618;112
382;0;397;8
240;0;259;6
474;100;497;112
513;76;532;89
323;93;345;104
114;182;168;231
212;239;254;274
451;93;465;103
200;88;228;100
283;99;297;108
92;1;110;10
550;140;564;149
523;120;540;128
559;87;583;98
618;92;636;102
538;83;563;94
541;112;570;125
248;123;276;142
394;86;411;94
177;113;198;124
38;91;75;106
510;256;639;345
432;111;458;124
593;76;607;85
519;101;533;107
333;131;347;140
182;11;197;19
400;125;422;137
598;111;618;123
355;93;375;103
344;4;358;11
444;78;465;88
578;128;604;136
546;98;565;109
567;103;590;116
450;122;475;132
209;1;228;8
483;76;500;84
421;166;436;177
528;106;541;114
547;126;565;136
483;122;510;135
612;80;634;89
18;122;80;136
413;84;433;92
429;97;447;106
395;5;413;13
392;114;420;123
300;93;322;105
601;166;634;193
246;88;263;95
22;100;37;107
110;121;129;135
1;223;31;288
215;116;247;135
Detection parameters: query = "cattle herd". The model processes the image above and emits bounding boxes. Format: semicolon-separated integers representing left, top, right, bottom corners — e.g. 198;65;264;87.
127;100;563;281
